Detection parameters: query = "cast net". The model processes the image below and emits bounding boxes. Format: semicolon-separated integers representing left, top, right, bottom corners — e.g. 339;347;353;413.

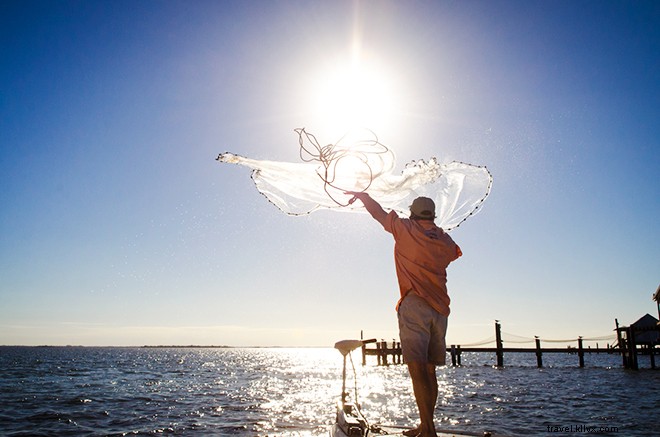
217;128;492;231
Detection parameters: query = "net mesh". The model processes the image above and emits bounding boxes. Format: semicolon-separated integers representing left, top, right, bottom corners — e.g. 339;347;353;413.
217;128;493;231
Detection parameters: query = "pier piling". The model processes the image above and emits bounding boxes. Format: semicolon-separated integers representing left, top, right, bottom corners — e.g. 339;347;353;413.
578;337;585;368
495;320;504;367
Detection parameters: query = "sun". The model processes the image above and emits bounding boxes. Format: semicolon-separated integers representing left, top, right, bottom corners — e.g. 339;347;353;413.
307;57;401;138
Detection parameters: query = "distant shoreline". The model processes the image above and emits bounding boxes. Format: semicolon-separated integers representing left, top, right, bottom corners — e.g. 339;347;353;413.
0;344;329;349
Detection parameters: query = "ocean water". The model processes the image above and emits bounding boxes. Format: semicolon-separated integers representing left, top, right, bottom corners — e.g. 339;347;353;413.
0;346;657;436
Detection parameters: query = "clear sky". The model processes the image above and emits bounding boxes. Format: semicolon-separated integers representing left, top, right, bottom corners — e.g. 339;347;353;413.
1;0;658;347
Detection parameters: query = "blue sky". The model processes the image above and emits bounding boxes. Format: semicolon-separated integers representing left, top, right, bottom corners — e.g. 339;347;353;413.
1;0;658;347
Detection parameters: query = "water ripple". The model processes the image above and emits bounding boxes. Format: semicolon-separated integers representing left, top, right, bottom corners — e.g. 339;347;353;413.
0;347;658;436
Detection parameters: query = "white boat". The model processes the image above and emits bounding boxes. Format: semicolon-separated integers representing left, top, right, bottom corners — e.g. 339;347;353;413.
329;339;502;437
329;339;371;437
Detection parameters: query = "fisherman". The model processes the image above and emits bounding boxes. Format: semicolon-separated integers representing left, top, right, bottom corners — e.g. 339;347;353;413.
345;192;462;437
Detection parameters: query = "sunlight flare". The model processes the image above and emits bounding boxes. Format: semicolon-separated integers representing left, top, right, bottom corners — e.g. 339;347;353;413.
307;57;401;137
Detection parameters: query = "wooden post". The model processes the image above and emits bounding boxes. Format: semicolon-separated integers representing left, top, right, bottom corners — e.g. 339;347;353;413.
627;328;638;370
535;336;543;368
451;345;457;366
578;337;584;368
615;318;627;368
495;320;504;367
361;330;366;366
457;345;462;366
392;339;397;364
650;344;656;370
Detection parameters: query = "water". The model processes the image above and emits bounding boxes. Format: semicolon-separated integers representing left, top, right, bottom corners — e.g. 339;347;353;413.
0;347;657;436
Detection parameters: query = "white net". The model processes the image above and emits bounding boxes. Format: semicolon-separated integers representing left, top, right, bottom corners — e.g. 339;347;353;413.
217;128;493;231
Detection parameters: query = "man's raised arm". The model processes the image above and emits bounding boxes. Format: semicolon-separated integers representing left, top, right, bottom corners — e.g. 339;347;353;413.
345;191;388;226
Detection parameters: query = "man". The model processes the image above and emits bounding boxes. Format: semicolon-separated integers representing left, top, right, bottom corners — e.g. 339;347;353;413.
345;192;462;437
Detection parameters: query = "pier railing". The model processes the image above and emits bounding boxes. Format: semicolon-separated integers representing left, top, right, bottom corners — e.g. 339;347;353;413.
360;321;657;369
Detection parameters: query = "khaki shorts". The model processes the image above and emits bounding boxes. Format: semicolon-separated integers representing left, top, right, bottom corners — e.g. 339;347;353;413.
397;293;448;365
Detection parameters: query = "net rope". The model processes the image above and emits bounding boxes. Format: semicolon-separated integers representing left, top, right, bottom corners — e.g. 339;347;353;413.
296;127;390;207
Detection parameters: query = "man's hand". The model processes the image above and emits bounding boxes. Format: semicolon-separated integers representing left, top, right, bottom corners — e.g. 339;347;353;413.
344;190;369;205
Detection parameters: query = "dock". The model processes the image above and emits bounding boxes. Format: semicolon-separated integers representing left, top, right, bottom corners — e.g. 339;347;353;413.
360;338;402;366
360;319;658;369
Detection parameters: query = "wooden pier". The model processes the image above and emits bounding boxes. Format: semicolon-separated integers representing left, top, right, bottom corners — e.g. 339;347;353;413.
615;314;660;370
360;320;658;369
359;337;403;366
449;321;611;368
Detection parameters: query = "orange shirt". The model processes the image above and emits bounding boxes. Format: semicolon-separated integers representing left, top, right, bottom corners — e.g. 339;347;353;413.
383;211;462;317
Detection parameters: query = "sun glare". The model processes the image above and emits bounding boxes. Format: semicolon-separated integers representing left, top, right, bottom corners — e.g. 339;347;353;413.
308;59;400;138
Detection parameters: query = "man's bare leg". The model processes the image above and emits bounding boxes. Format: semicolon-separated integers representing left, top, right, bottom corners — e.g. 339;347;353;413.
406;361;438;437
